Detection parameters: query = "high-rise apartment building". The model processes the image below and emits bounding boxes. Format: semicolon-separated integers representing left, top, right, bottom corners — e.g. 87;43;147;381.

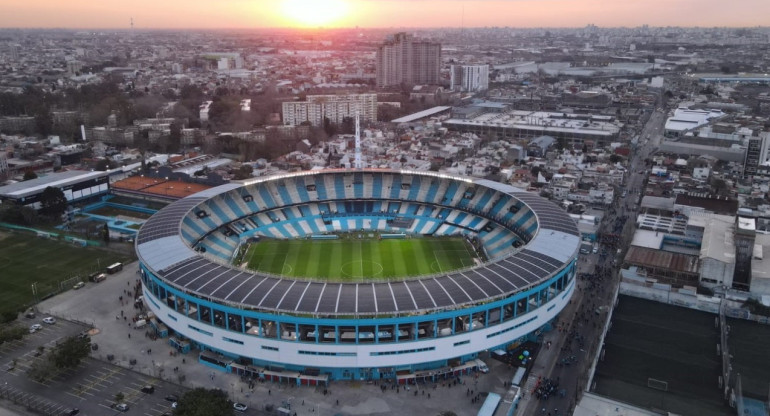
282;94;377;127
376;33;441;88
450;65;490;92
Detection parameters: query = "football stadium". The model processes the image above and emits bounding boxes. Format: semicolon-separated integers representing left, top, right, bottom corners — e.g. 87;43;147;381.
136;169;580;383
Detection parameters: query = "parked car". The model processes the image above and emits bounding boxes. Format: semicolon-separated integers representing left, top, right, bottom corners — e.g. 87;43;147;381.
63;409;79;416
233;402;248;412
164;394;179;402
115;403;129;412
29;324;42;333
42;317;56;324
73;282;85;290
141;385;155;394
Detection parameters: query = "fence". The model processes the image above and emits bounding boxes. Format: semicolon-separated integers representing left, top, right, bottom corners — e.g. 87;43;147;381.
586;280;621;392
719;302;732;401
0;383;72;416
0;222;103;247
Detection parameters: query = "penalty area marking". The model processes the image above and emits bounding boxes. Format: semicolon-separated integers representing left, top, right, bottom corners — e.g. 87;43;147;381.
431;249;474;273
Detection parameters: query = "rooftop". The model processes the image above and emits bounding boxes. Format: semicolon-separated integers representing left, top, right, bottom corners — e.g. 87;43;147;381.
391;106;451;123
0;170;109;198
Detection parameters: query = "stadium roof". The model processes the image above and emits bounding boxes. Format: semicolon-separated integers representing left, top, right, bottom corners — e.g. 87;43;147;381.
0;170;109;199
137;170;579;316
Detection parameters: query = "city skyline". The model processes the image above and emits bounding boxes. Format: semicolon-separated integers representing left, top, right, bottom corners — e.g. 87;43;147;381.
0;0;769;29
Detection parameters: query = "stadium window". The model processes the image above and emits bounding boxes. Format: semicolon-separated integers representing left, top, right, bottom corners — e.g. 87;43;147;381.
262;320;277;339
186;300;199;320
213;310;226;329
280;322;297;341
503;304;515;321
242;194;253;203
370;346;435;356
417;322;433;340
261;345;278;351
228;312;243;332
147;295;161;310
245;317;260;336
486;316;537;338
196;210;208;219
199;306;212;325
320;325;336;343
453;340;470;347
188;324;213;337
223;337;244;345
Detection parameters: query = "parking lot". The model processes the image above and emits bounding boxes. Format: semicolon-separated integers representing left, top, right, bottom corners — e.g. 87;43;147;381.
0;260;525;416
1;297;184;416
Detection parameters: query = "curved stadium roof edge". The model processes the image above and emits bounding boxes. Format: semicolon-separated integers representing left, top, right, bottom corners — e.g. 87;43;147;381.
136;169;580;316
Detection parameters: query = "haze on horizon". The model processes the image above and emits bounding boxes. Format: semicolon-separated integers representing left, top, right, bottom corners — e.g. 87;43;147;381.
0;0;768;29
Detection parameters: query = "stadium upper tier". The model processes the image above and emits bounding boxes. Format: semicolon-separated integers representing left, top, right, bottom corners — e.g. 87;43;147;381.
136;170;580;316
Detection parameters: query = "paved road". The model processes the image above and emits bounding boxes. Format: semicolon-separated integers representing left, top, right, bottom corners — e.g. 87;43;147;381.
519;103;668;416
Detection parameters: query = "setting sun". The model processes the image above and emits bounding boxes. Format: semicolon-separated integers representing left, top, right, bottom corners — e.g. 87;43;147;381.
280;0;350;27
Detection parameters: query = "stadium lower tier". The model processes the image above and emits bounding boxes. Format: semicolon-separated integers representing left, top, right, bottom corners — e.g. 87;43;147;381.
191;200;532;264
139;260;575;381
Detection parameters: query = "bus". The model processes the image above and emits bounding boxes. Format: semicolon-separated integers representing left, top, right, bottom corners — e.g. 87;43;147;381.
477;392;501;416
106;262;123;274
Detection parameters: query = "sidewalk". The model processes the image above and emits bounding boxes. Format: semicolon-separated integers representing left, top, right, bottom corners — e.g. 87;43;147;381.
35;261;519;416
517;257;596;415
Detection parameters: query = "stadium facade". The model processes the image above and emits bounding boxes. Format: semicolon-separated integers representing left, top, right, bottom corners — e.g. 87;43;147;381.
136;169;580;382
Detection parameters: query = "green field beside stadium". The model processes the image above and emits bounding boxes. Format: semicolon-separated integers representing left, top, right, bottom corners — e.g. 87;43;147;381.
0;232;132;315
243;237;476;281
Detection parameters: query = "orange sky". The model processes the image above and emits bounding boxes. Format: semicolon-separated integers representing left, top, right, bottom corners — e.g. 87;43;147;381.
0;0;768;29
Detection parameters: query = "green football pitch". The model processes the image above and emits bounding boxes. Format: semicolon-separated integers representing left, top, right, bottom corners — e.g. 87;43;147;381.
0;232;132;314
242;237;476;281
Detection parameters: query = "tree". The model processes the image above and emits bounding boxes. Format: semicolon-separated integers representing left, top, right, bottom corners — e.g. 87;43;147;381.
26;353;56;382
49;335;91;369
23;170;38;181
169;122;182;153
95;158;118;171
0;204;39;225
39;187;67;220
233;164;253;180
323;117;337;137
173;388;233;416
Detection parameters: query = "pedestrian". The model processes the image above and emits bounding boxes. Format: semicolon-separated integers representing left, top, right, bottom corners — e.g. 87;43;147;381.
128;333;131;338
268;389;271;395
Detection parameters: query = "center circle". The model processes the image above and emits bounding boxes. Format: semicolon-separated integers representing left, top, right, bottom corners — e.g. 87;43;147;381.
340;260;384;278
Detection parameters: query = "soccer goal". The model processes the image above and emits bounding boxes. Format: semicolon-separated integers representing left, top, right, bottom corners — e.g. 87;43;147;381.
647;378;668;392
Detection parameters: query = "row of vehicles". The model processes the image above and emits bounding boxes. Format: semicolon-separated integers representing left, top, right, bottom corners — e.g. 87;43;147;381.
28;316;56;333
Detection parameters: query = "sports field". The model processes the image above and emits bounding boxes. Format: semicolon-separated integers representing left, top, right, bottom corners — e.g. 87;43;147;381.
593;295;730;416
0;232;131;315
727;318;770;402
242;236;476;280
